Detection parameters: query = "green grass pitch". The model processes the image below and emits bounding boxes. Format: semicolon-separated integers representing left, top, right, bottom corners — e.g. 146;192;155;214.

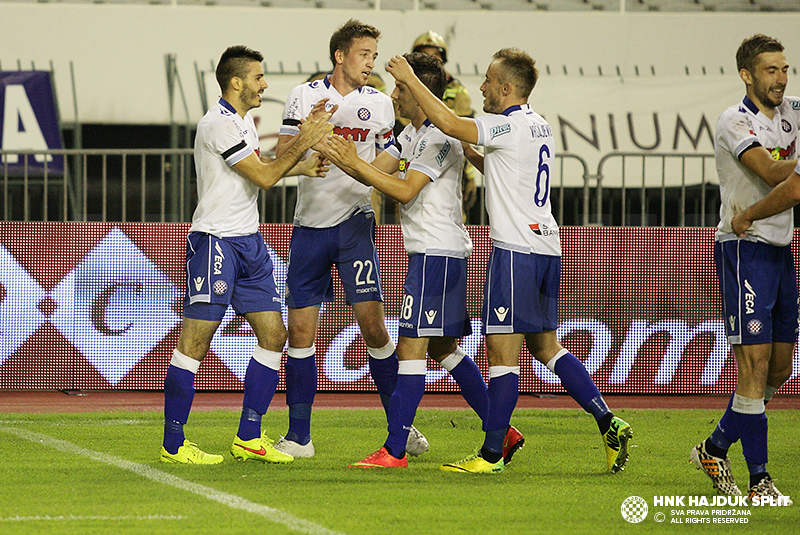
0;407;797;534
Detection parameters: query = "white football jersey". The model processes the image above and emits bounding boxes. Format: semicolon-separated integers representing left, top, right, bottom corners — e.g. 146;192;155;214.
474;104;561;256
715;95;800;246
280;75;395;228
386;120;472;257
190;98;260;237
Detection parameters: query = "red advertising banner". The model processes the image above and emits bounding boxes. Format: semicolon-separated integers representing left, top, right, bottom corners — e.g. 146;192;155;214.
0;222;798;394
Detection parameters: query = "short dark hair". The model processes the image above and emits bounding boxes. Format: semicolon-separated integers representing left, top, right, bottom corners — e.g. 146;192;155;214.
216;45;263;91
736;34;784;73
404;52;447;100
492;48;538;100
329;19;381;68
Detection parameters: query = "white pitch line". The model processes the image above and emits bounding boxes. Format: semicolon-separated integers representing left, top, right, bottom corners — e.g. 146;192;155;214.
0;426;347;535
0;515;185;522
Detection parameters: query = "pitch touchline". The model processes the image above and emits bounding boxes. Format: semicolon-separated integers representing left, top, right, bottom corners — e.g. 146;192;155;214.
0;515;186;522
0;426;346;535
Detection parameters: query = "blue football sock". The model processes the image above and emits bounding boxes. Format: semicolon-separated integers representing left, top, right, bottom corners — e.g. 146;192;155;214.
384;370;426;458
163;364;195;454
369;351;399;415
285;353;317;445
482;371;519;455
732;395;768;478
448;356;489;422
552;352;610;425
237;357;279;441
708;394;736;456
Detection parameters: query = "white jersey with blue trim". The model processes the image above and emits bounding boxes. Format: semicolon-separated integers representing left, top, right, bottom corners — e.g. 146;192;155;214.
190;98;260;237
281;75;395;228
474;104;561;256
715;95;800;247
387;120;472;257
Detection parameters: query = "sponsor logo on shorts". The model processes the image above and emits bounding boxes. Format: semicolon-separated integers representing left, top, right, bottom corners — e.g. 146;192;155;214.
743;280;756;314
193;277;205;292
356;287;378;294
214;241;225;276
425;310;437;324
747;319;763;335
494;306;509;322
213;280;228;296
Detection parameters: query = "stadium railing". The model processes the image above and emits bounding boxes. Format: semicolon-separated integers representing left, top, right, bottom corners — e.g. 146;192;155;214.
2;148;719;226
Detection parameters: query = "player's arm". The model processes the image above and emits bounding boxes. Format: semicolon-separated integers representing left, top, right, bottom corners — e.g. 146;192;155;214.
233;112;333;189
461;141;484;174
325;135;426;204
732;162;800;236
386;55;479;145
739;146;798;187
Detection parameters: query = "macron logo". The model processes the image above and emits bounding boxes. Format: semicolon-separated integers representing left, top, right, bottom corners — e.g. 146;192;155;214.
494;307;509;322
425;310;437;324
193;277;205;292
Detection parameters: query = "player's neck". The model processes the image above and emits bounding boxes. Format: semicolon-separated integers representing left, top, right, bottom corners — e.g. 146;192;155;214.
746;92;776;120
329;70;361;97
221;93;248;118
411;111;426;130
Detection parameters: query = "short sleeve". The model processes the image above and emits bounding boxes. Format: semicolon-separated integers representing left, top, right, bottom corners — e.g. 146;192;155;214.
474;115;512;149
717;110;760;160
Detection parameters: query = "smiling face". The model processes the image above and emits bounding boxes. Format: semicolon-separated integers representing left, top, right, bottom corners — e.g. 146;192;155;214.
237;60;268;112
744;50;789;111
336;36;378;92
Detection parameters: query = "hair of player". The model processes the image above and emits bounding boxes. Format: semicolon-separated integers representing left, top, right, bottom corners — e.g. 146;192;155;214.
329;19;381;68
216;46;264;91
736;34;784;74
492;48;538;100
404;52;447;100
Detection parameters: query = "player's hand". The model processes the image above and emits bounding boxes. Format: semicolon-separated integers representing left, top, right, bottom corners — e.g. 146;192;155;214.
297;111;334;150
730;212;753;237
323;134;360;174
295;152;330;178
386;55;414;84
307;98;338;122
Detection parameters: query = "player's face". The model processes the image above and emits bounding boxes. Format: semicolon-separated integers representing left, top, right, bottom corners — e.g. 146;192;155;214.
340;37;378;89
480;60;505;114
391;82;418;121
239;61;268;111
747;51;789;109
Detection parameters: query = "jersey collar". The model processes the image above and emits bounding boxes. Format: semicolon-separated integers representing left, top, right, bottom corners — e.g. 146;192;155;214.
218;97;237;115
501;104;529;116
742;95;760;115
324;74;364;94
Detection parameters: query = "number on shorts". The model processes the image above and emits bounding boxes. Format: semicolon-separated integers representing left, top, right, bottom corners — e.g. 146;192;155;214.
353;260;375;286
401;294;414;320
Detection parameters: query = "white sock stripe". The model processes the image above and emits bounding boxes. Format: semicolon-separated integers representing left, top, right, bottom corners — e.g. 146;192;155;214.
170;349;200;374
545;348;569;373
732;393;765;415
367;340;395;360
489;365;520;378
287;345;316;359
0;426;346;535
398;359;427;375
252;346;282;371
439;346;466;372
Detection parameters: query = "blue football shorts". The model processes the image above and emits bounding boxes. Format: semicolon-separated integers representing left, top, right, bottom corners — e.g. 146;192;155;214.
482;245;561;335
715;239;799;345
285;210;383;308
398;254;472;339
183;232;281;321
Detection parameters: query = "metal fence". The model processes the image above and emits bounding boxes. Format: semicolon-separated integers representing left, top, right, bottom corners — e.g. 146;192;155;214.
2;148;721;226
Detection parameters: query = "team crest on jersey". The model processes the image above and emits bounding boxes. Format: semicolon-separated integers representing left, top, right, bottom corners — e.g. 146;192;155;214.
357;107;371;121
490;124;511;139
782;119;792;133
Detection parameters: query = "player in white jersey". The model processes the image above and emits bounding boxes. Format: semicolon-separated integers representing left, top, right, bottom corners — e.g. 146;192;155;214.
691;35;797;503
273;20;428;459
160;45;334;465
387;48;632;474
323;53;524;468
